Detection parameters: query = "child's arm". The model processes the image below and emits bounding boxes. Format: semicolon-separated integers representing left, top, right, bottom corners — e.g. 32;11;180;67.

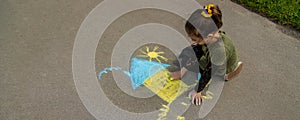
195;67;212;92
170;45;198;80
193;44;226;95
192;42;227;105
191;63;225;105
170;67;188;80
189;69;211;106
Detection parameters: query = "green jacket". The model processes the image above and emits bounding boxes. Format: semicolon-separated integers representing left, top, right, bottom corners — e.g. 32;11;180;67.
179;31;239;92
210;31;239;74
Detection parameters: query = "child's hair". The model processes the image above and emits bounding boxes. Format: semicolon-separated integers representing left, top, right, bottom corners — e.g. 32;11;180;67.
185;4;222;39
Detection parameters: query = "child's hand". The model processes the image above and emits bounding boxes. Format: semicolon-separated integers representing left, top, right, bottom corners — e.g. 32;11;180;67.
170;67;188;80
170;71;181;80
189;90;202;106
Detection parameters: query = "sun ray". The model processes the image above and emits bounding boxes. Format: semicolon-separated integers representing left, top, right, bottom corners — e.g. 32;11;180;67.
156;52;165;54
139;49;147;54
153;46;159;52
137;45;169;63
146;46;150;52
158;55;168;62
155;58;161;63
136;54;149;58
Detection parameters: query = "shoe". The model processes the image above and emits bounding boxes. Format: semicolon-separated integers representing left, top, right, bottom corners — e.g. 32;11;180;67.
225;61;243;81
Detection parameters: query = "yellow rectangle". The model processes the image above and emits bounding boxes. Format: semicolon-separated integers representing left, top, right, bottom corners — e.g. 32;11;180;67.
143;69;189;103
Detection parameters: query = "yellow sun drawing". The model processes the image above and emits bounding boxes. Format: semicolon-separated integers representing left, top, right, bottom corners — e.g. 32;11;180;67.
137;46;168;63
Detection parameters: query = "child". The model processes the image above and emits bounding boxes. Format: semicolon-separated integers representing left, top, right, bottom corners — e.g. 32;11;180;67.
170;4;243;105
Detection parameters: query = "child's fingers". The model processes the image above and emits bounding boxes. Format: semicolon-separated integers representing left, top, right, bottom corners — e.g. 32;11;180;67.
197;97;202;105
199;97;202;105
207;34;214;38
192;95;196;104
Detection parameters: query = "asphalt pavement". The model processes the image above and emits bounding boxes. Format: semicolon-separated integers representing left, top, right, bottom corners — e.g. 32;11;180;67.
1;0;299;120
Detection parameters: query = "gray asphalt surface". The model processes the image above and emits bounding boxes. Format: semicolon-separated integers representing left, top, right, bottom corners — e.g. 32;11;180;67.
1;0;299;120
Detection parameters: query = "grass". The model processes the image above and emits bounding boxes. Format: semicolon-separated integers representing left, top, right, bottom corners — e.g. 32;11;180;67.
232;0;300;30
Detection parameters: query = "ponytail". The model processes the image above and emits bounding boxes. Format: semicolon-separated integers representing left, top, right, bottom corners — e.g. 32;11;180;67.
201;4;223;29
210;5;223;29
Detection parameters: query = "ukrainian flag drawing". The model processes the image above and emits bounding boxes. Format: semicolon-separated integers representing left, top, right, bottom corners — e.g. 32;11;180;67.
130;58;189;103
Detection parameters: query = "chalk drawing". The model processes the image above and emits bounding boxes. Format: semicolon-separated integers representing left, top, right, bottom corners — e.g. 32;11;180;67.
130;57;170;89
137;46;168;63
97;45;215;120
98;67;122;80
177;116;185;120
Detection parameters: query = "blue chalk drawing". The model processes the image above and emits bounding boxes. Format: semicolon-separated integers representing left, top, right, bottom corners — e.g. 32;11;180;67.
129;58;170;89
98;67;122;79
123;71;131;77
97;58;171;90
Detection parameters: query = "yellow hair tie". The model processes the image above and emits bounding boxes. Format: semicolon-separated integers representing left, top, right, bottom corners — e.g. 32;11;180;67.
201;4;214;17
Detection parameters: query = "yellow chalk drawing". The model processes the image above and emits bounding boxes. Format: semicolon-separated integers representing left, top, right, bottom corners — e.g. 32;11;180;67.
201;80;213;100
157;103;171;120
177;116;185;120
143;68;189;103
142;68;190;120
181;102;188;106
137;46;168;63
202;91;213;100
205;79;211;88
189;80;199;88
136;45;215;120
